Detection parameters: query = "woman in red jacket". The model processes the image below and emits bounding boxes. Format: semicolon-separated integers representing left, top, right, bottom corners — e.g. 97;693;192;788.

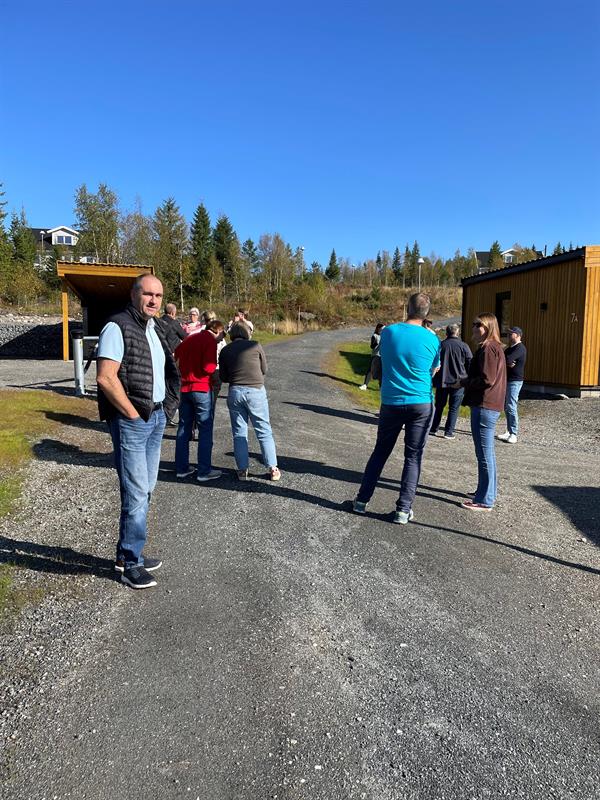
461;312;507;511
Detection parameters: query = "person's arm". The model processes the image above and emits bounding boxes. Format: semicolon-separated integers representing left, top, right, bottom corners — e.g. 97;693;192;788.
201;335;218;377
97;358;140;419
218;348;230;383
258;344;268;376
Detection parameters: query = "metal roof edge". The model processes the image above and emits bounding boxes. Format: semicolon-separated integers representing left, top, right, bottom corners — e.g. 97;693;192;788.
461;248;587;286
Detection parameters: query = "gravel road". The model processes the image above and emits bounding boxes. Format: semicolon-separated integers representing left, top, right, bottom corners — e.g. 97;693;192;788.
1;328;599;800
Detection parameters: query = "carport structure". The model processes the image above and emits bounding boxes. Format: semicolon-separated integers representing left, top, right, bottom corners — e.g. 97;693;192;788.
56;260;154;360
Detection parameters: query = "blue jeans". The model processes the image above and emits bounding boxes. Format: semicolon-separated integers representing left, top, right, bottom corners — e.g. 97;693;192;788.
227;385;277;470
430;387;465;436
470;407;500;507
504;380;523;435
175;391;214;475
357;402;432;513
109;409;166;569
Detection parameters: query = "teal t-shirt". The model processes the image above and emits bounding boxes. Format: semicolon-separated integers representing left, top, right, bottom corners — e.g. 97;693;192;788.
379;322;440;405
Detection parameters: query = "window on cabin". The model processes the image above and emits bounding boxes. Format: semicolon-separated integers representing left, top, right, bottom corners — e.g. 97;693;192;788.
64;235;72;244
495;291;512;335
56;235;64;244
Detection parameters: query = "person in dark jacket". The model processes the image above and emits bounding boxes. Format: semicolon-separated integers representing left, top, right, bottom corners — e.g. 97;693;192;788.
461;312;507;511
219;322;280;481
359;323;385;390
157;302;187;353
498;326;527;444
429;324;472;439
97;274;180;589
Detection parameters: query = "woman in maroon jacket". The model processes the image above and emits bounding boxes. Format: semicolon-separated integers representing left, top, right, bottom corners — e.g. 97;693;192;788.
461;312;507;510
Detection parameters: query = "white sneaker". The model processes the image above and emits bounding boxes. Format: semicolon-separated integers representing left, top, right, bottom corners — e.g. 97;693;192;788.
197;469;222;482
507;434;518;444
497;431;511;442
358;384;367;391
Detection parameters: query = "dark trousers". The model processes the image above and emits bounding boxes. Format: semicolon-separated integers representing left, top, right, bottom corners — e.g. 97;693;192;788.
357;402;432;512
430;387;464;436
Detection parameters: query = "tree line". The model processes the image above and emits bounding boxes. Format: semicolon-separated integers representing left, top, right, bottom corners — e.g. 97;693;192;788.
0;180;573;314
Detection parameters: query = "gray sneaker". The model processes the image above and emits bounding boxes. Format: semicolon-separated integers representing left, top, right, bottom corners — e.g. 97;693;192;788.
353;499;367;514
393;509;414;525
197;469;223;482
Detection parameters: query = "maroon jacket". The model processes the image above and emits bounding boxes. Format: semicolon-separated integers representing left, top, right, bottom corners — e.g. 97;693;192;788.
462;340;507;411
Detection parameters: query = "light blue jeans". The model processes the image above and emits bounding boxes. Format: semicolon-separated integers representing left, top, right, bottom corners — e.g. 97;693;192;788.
470;406;500;507
175;391;214;476
227;385;277;470
109;409;166;569
504;380;523;436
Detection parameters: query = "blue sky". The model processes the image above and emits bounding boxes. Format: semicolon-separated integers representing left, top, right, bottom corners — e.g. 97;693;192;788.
1;0;598;266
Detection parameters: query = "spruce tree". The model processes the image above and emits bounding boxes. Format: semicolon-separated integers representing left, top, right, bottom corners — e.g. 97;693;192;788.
325;249;340;282
391;247;402;284
212;214;239;299
190;203;213;293
403;244;411;287
10;209;37;266
488;240;504;270
552;242;563;256
152;197;189;304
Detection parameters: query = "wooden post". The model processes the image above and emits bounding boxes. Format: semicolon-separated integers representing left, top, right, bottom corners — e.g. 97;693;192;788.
61;281;69;360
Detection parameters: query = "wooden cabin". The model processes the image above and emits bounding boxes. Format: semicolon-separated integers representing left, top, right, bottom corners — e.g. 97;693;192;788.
461;246;600;396
56;260;154;360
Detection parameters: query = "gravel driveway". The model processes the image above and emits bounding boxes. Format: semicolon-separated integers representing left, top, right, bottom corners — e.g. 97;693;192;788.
1;329;599;799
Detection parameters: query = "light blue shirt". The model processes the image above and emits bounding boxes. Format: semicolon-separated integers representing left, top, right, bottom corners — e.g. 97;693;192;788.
97;318;166;403
380;322;440;405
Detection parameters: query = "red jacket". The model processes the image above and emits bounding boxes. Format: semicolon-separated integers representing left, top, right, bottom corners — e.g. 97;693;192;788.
175;330;217;392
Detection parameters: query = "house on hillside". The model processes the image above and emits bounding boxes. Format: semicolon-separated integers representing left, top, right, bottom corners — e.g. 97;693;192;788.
475;247;544;274
30;226;80;269
462;246;600;396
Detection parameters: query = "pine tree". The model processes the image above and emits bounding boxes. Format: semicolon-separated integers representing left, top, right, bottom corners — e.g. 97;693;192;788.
242;238;260;274
403;244;411;288
190;203;213;293
152;198;189;305
391;246;402;284
552;242;563;256
325;249;340;282
212;214;240;299
488;240;504;270
10;209;37;265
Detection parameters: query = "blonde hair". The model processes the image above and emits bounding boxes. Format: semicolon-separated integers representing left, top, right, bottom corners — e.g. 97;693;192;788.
476;312;502;345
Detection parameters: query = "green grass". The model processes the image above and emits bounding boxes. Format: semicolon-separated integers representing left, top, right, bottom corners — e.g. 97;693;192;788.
328;341;471;418
326;342;382;412
0;390;96;618
252;330;293;346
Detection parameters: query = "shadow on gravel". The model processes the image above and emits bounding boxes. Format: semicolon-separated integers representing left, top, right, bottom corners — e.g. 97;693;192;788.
43;411;105;431
417;522;600;576
32;439;113;467
532;486;600;547
284;400;377;425
6;379;78;397
299;369;366;390
0;536;115;578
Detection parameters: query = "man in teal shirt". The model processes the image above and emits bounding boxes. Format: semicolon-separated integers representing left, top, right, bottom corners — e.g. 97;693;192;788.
354;293;440;524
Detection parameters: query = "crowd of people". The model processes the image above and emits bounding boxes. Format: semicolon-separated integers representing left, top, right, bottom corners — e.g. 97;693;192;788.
96;275;527;589
354;295;527;521
96;275;278;588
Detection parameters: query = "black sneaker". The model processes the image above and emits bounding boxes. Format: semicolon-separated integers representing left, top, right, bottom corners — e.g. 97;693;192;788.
121;566;157;589
114;556;162;574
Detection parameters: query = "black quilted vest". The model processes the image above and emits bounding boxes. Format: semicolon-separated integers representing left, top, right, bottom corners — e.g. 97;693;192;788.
97;304;180;422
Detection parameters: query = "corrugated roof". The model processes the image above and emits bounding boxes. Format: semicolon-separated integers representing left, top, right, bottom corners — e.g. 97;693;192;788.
461;248;586;286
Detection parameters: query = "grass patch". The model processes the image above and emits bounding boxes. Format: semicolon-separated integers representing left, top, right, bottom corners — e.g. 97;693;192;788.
326;342;382;412
0;389;96;619
328;341;470;419
252;329;293;346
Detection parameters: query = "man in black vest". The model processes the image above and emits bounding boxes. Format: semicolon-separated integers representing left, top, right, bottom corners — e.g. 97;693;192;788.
429;324;472;439
97;274;180;589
